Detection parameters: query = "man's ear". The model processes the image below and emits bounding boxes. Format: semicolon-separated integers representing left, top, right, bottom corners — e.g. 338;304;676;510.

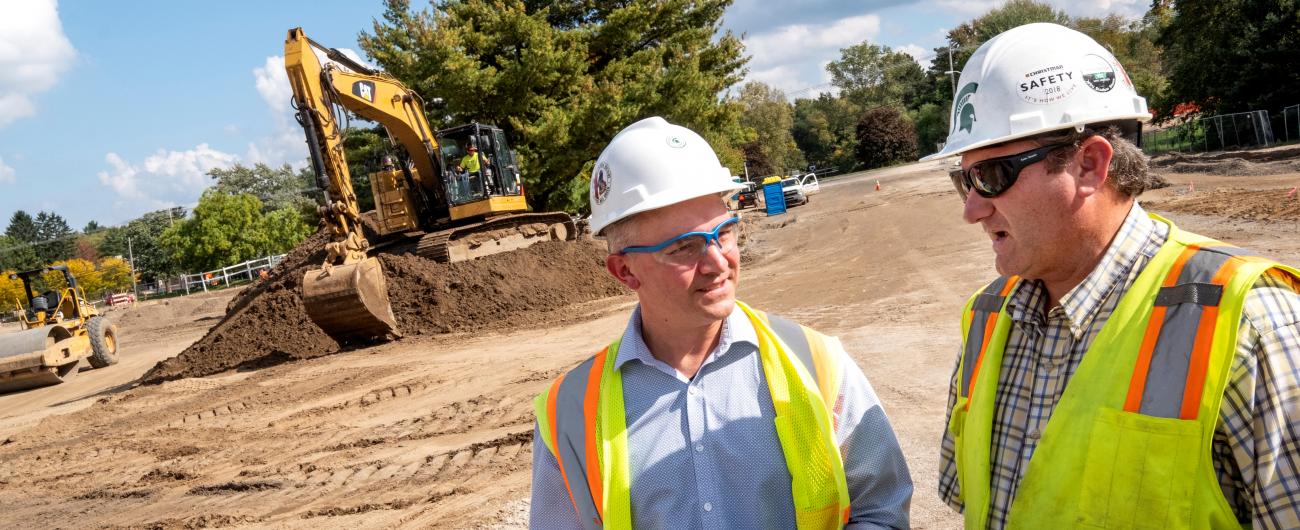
1074;136;1114;197
606;253;641;290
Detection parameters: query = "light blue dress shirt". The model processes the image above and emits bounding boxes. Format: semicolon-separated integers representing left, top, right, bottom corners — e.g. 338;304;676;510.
530;305;913;528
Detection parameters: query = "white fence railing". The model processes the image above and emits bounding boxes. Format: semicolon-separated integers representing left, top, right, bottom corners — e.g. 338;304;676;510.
179;254;286;295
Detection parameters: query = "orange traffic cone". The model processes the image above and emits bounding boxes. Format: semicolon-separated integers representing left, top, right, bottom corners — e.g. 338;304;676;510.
1188;182;1195;193
1288;186;1298;199
875;180;881;191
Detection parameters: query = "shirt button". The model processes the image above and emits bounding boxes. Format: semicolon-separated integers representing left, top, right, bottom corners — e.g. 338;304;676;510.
695;443;704;452
689;386;699;395
703;502;713;512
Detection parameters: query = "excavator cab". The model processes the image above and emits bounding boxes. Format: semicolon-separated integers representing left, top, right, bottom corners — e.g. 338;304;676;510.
436;123;527;221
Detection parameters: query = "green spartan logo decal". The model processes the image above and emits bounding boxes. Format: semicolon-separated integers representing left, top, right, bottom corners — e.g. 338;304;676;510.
953;82;979;134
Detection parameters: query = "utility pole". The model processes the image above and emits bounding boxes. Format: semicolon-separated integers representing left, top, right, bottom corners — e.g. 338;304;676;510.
946;46;958;97
127;236;140;301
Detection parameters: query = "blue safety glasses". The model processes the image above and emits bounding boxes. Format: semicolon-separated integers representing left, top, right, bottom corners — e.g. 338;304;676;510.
619;216;741;267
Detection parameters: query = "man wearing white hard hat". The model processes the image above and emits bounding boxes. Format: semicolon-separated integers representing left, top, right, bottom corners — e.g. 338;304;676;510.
933;23;1300;529
530;116;913;528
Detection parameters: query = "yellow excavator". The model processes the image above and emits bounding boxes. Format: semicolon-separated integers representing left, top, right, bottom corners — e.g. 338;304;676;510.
285;28;575;342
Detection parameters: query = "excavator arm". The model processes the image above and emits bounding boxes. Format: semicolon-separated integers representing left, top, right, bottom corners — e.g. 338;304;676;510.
284;27;414;341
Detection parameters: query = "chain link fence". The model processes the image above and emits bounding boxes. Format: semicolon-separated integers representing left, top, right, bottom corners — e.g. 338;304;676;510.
1143;110;1278;155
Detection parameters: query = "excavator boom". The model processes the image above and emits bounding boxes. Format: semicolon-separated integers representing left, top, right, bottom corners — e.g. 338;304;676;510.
285;27;398;342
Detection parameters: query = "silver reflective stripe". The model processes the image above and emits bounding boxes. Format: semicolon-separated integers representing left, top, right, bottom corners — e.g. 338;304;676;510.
553;355;604;529
961;277;1012;398
1137;248;1235;418
768;313;819;388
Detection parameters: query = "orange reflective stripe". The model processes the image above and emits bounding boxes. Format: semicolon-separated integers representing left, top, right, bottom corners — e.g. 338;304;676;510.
965;276;1019;411
1124;245;1200;412
583;348;607;520
1124;305;1168;412
546;374;579;513
1179;256;1246;419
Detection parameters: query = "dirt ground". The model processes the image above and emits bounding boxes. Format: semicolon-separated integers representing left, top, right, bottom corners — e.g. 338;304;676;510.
1;147;1298;529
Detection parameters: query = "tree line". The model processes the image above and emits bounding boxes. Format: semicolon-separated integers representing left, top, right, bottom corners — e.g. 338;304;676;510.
351;0;1296;209
0;163;318;302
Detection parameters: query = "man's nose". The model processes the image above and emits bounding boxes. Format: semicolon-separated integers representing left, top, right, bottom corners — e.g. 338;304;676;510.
962;191;993;224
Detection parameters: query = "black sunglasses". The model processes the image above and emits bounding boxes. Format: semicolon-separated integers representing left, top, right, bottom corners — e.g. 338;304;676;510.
950;143;1071;200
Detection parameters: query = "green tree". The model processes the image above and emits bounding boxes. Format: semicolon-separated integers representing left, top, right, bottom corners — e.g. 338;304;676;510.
341;126;387;213
909;102;949;157
1074;14;1168;112
98;207;186;282
792;93;861;172
1157;0;1298;117
160;191;313;272
208;163;317;218
161;191;267;271
359;0;749;213
5;211;39;244
83;220;103;233
34;211;74;264
827;42;927;111
261;207;315;255
0;234;40;271
737;82;805;178
856;106;917;169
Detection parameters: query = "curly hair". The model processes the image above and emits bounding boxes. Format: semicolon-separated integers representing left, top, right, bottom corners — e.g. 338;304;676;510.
1033;123;1165;197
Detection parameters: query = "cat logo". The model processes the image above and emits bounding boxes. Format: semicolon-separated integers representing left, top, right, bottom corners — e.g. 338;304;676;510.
352;80;376;103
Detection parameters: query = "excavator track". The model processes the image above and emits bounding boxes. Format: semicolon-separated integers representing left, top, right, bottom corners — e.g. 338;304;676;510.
413;212;577;263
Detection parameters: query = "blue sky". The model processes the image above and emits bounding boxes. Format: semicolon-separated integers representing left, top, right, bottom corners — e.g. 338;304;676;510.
0;0;1145;230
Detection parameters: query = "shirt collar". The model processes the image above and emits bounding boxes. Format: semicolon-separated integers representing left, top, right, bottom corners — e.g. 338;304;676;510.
1006;203;1167;339
613;303;758;378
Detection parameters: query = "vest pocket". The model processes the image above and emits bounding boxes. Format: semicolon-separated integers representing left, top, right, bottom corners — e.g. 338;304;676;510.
1075;407;1201;529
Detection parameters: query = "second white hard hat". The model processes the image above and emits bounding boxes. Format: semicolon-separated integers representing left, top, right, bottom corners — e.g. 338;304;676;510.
589;117;742;236
922;23;1151;161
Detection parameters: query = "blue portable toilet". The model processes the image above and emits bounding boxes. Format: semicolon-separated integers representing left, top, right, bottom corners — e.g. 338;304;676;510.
762;178;787;216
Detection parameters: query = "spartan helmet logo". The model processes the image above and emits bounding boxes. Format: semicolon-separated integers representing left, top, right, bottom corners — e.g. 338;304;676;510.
952;82;979;134
593;162;612;206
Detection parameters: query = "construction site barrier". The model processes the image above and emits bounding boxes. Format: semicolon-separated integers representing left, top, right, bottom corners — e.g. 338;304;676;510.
180;254;286;295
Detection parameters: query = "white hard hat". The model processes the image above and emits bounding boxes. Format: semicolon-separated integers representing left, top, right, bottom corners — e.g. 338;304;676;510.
922;23;1150;161
589;116;742;236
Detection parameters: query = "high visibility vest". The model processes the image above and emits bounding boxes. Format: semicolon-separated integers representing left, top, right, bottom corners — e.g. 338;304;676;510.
533;301;852;529
950;214;1300;529
461;153;481;173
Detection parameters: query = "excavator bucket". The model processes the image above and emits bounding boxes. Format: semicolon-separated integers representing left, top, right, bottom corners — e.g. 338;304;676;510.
301;257;400;342
0;328;80;393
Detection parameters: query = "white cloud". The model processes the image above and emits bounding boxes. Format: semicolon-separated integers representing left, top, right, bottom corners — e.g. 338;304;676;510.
97;144;238;207
742;14;882;97
96;48;383;213
897;44;933;65
0;0;76;129
0;156;15;183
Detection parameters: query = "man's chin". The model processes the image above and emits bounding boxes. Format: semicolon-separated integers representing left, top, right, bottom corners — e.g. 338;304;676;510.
697;294;736;319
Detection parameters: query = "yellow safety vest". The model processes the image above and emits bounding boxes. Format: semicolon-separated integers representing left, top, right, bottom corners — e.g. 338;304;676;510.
533;301;851;529
461;152;481;173
950;214;1300;529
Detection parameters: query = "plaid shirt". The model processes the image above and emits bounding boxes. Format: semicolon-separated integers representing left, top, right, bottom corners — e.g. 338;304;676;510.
938;203;1300;529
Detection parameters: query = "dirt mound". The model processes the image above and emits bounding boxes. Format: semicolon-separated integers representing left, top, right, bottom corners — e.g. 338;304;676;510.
140;232;622;384
1143;187;1300;221
106;290;240;335
381;240;624;335
1151;146;1300;176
